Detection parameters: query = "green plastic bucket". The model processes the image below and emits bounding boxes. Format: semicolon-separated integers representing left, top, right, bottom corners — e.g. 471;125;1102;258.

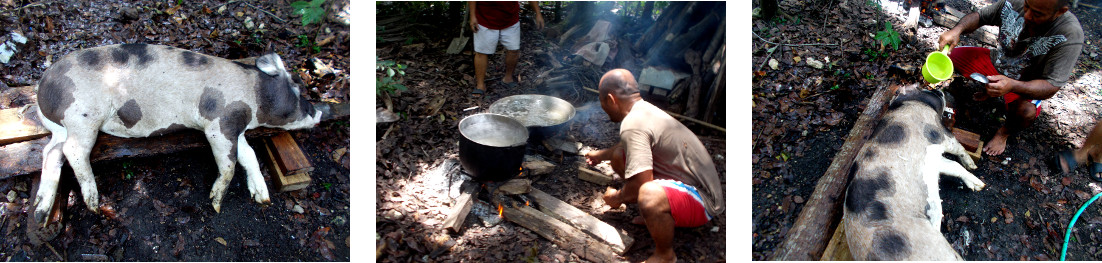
923;46;954;84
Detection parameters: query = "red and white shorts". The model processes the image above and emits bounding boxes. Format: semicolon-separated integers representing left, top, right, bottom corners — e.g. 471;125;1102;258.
947;46;1042;115
653;179;711;228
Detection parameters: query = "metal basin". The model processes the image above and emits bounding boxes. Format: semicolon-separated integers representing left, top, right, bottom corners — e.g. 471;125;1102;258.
489;95;576;140
458;113;528;182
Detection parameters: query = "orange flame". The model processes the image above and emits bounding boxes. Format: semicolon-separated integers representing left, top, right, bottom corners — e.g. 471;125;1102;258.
526;200;530;206
498;203;504;217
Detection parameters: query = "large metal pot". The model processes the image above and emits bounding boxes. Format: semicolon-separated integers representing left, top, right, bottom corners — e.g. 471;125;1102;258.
458;113;529;182
488;95;576;141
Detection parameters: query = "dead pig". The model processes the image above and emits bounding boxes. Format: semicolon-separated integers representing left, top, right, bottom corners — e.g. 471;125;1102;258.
843;88;985;260
32;44;321;222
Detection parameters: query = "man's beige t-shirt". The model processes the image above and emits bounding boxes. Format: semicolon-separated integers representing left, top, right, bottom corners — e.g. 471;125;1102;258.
621;100;725;217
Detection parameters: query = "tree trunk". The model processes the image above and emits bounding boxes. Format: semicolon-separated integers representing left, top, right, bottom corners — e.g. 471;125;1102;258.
703;19;726;65
640;1;655;22
554;1;562;23
633;2;685;52
644;7;720;69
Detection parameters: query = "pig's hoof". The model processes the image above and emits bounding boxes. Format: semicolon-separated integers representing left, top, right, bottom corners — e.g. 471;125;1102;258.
968;181;986;191
212;202;222;213
33;206;50;225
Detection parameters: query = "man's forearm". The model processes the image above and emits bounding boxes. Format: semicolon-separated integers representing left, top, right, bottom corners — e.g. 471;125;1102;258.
952;12;982;35
1011;79;1060;100
468;1;476;18
529;1;541;14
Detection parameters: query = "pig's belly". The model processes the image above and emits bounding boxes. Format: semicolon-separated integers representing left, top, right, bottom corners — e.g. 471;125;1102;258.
100;115;196;138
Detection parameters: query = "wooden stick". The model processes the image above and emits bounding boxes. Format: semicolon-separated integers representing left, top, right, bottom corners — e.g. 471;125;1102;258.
583;87;725;133
443;181;477;232
578;166;613;185
771;84;901;260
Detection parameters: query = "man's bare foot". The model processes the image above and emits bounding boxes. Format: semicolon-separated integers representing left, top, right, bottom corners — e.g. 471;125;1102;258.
984;126;1010;156
631;216;646;225
644;250;677;263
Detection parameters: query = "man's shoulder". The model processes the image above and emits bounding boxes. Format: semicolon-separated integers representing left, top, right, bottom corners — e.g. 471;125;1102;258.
1057;12;1085;42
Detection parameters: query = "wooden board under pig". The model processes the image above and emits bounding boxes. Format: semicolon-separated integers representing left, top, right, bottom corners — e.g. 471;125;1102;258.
771;84;900;260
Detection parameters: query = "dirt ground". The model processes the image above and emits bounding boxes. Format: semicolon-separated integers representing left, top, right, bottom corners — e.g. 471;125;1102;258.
374;3;727;263
0;0;350;261
753;0;1102;260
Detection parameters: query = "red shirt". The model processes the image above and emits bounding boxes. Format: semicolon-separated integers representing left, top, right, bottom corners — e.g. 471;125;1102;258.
475;1;520;30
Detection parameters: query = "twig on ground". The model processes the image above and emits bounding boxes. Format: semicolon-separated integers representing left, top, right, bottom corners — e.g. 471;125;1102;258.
241;2;288;24
44;242;64;261
752;31;838;46
0;0;51;14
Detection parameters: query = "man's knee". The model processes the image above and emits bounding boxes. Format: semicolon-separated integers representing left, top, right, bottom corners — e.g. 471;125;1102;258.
637;182;669;212
1009;100;1038;123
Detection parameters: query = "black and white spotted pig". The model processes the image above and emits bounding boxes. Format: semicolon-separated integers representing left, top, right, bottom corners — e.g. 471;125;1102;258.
843;88;985;260
32;44;321;222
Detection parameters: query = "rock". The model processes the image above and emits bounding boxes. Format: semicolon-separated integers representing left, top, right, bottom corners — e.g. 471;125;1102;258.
711;226;720;232
793;195;804;204
292;205;305;214
244;17;255;29
768;59;778;70
377;107;399;123
806;57;824;69
5;190;14;202
332;147;347;163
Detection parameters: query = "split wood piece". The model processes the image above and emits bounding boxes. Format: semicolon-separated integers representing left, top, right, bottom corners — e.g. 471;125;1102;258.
263;132;313;192
528;188;634;255
443;181;477;232
502;204;624;263
0;102;349;180
496;179;531;195
771;84;900;260
522;156;555;176
952;128;984;162
820;217;853;261
578;166;613;185
543;137;581;155
0;106;49;145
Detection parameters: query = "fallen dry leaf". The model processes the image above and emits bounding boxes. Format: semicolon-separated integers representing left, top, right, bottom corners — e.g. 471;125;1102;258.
215;237;227;246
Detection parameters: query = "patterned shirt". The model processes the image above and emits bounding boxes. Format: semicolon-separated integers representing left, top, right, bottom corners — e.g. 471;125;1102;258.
977;0;1084;87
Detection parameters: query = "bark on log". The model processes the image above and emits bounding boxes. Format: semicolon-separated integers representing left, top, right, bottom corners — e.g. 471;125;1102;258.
770;84;902;260
683;49;704;120
528;188;634;255
641;2;698;67
704;61;725;125
933;6;998;47
633;2;685;52
702;19;726;64
502;203;623;263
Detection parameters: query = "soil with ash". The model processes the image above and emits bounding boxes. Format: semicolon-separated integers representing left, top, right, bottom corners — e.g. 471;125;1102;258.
0;0;350;261
754;0;1102;260
375;5;727;263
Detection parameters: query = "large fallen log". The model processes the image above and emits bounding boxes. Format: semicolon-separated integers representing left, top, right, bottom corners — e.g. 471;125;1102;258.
528;188;634;255
0;102;350;180
770;84;902;260
932;6;998;47
502;203;623;263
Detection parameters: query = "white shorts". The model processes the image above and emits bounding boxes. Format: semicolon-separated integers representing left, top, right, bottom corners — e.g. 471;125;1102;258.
473;22;520;54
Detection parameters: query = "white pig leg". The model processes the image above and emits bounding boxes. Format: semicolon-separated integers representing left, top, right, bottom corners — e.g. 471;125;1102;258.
61;127;101;213
33;133;66;224
205;126;238;213
937;157;986;191
942;137;977;170
235;135;270;205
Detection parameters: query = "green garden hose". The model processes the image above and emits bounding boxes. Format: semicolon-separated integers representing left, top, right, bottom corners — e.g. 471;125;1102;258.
1062;192;1102;261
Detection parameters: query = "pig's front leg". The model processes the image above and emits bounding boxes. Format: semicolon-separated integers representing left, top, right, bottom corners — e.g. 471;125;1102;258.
33;135;67;224
235;135;270;205
205;127;239;213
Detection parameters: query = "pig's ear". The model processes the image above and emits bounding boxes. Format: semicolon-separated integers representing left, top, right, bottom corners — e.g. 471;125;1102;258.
256;53;286;76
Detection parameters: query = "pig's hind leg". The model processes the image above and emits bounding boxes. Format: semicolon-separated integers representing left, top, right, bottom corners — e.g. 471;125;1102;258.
235;135;270;205
942;137;977;170
60;124;102;214
936;156;986;191
32;118;67;225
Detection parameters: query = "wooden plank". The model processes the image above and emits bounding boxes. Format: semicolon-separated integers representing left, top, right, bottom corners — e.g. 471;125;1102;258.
496;179;531;195
578;166;613;185
820;218;853;261
263;138;311;192
771;84;901;260
529;188;634;255
269;132;314;174
443;181;477;232
502;204;623;263
952;128;983;162
0;107;49;145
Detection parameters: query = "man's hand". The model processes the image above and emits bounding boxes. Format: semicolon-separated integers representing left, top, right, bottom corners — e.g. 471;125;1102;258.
603;187;622;208
985;75;1016;98
585;149;606;166
470;17;479;33
937;29;961;52
533;13;545;30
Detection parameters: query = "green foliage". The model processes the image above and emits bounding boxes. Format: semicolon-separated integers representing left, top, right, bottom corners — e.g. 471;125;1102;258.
377;59;408;96
830;84;840;90
322;182;332;191
864;47;889;61
291;0;327;26
122;161;134;180
866;0;881;9
296;35;321;53
875;22;901;50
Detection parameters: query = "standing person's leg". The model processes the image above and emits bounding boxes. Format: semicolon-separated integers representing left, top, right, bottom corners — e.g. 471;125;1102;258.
473;24;500;94
500;22;521;85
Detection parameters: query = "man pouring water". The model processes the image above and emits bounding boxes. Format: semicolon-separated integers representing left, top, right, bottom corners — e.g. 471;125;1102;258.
937;0;1083;156
584;69;725;263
